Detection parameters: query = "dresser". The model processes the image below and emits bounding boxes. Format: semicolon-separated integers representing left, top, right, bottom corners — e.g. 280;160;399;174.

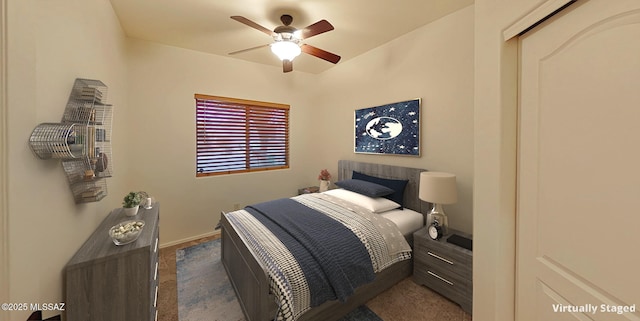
413;227;472;314
65;203;160;321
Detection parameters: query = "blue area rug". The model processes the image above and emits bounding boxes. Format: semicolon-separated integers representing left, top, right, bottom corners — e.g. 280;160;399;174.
176;238;383;321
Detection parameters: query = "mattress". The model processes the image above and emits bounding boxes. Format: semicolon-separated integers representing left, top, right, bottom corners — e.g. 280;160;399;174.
379;208;425;237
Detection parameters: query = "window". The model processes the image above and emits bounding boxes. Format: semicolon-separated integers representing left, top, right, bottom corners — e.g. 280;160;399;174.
195;94;289;177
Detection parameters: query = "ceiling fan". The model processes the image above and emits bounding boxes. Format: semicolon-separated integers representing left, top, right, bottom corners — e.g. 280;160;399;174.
229;14;341;73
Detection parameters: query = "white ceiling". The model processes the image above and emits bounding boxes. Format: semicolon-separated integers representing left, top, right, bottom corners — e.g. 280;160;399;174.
109;0;474;74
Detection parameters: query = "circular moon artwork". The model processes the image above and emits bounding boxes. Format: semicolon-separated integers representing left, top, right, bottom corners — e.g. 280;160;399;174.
365;117;403;140
354;99;420;155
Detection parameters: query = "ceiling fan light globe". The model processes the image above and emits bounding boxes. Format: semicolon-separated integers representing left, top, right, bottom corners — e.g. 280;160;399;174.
281;32;292;41
271;41;301;61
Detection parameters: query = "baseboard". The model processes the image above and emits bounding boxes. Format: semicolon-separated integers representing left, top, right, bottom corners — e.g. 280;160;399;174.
160;230;221;249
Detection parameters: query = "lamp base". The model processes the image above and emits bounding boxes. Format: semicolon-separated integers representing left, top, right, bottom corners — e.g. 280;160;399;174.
426;203;449;235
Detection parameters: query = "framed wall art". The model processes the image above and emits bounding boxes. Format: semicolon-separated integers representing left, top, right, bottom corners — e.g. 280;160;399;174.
354;98;420;156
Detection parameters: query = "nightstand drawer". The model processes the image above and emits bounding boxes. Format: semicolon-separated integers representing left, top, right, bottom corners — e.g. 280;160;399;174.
415;234;472;277
414;265;471;305
415;247;472;280
414;262;471;290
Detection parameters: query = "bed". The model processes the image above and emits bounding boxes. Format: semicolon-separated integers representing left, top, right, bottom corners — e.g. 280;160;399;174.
220;160;428;321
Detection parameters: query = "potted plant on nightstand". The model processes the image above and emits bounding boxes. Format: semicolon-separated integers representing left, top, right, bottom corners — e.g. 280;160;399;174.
122;191;142;216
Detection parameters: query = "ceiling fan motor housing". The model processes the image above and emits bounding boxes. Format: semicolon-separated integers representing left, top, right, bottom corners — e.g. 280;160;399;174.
273;25;300;42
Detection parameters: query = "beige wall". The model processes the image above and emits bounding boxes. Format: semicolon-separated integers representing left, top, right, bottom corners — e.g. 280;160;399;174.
125;5;475;243
125;39;321;245
315;6;475;234
5;0;128;319
1;0;9;319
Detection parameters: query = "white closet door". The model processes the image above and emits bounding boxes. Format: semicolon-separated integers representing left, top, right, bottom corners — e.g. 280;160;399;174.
517;0;640;320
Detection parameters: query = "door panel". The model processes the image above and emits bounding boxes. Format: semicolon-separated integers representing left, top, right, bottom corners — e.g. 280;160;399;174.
517;1;640;320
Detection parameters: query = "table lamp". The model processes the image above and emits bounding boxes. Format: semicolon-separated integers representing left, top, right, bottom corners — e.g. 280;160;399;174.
419;172;458;235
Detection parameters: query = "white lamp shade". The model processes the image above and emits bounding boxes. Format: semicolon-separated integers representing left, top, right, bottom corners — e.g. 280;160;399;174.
270;41;301;61
419;172;458;204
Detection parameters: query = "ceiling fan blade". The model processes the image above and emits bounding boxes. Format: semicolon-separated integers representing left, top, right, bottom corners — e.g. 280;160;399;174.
228;44;270;55
283;60;293;73
300;20;334;39
300;44;341;64
230;16;275;37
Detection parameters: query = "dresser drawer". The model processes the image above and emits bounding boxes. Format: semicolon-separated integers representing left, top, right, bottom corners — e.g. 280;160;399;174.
149;232;160;320
150;235;159;281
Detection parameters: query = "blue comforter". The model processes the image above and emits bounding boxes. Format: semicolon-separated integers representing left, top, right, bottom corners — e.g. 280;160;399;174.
245;198;375;306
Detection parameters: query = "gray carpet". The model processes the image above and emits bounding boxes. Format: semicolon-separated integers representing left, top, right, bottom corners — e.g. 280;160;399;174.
176;238;383;321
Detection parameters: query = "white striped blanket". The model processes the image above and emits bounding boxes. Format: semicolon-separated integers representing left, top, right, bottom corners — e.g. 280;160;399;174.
224;193;412;321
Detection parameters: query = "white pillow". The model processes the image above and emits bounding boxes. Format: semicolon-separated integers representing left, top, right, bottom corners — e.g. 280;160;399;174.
323;188;400;213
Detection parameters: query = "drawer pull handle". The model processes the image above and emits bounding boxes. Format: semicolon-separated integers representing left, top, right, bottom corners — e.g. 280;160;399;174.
154;237;159;253
154;261;159;281
427;251;454;265
428;270;454;286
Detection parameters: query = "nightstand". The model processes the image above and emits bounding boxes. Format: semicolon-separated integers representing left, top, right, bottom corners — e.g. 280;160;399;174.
413;228;472;314
298;186;319;195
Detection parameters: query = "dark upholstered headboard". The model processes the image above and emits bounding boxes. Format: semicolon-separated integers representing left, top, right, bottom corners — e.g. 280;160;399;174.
337;160;428;213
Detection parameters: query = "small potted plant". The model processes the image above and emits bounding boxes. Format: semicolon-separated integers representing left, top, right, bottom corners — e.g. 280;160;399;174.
122;191;142;216
137;191;153;209
318;169;331;192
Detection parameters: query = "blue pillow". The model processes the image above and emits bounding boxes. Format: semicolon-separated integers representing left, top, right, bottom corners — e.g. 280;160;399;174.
334;179;395;198
351;171;409;208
